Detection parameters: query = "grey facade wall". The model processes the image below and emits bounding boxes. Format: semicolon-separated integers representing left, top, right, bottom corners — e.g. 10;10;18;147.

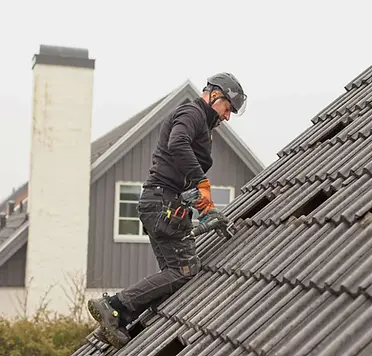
209;131;255;193
87;125;162;288
0;244;26;287
87;125;256;289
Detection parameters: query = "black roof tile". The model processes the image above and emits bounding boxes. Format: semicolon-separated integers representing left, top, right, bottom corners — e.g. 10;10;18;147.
72;65;372;356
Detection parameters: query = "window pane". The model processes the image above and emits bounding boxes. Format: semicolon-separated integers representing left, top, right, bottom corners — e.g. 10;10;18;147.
119;219;139;235
120;185;141;201
212;188;231;205
141;224;148;235
119;202;138;218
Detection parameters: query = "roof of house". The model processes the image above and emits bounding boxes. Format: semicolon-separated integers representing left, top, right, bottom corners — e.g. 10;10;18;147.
72;64;372;356
90;95;167;164
0;80;264;272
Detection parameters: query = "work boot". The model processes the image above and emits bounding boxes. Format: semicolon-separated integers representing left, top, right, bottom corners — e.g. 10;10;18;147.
93;325;130;345
87;293;131;349
93;327;109;344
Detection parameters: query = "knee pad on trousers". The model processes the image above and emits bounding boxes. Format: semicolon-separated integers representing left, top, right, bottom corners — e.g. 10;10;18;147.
179;255;201;278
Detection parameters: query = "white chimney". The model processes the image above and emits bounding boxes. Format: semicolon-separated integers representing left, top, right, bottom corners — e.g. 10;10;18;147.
26;45;95;316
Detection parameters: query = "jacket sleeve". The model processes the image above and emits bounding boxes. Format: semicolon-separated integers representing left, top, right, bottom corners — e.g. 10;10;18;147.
168;113;206;184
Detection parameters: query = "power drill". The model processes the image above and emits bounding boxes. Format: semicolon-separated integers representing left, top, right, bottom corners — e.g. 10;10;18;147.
189;217;221;237
179;188;235;240
181;214;235;241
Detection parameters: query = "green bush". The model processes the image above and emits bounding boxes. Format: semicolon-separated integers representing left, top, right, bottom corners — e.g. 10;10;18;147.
0;313;95;356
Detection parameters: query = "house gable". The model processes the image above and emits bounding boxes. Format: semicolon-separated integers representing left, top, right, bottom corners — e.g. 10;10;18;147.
91;82;200;183
90;95;167;164
90;80;264;184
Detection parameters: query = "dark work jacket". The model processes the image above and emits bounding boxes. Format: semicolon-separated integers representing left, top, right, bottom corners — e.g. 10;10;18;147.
144;97;220;194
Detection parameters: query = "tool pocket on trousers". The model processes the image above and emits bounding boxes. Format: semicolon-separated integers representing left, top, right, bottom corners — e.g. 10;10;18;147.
154;211;183;237
137;201;162;236
138;201;180;237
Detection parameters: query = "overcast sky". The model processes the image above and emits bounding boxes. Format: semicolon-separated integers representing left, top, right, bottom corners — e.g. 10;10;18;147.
1;0;371;201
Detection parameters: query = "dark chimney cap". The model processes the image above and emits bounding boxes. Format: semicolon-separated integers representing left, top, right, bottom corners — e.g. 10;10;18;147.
32;44;95;70
0;213;6;229
8;200;15;215
39;44;89;59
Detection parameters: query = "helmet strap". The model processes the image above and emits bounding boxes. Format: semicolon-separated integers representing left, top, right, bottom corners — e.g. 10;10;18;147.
206;89;224;129
207;86;226;108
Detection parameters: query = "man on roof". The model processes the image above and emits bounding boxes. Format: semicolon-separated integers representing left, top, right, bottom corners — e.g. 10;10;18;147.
87;72;247;348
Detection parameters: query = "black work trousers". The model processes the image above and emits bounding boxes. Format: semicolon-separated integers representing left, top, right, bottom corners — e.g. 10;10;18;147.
116;186;201;320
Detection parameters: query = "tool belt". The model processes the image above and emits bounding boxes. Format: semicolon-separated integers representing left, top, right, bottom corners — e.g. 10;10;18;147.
143;186;192;230
162;202;190;227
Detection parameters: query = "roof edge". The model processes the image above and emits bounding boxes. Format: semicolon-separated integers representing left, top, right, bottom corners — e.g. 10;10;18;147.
344;65;372;91
0;221;28;268
90;80;192;183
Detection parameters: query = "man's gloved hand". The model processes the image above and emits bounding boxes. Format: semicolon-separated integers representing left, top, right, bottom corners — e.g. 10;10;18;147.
194;178;215;217
198;207;229;228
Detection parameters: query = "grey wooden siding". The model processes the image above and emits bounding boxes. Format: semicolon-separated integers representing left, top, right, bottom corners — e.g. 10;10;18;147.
209;131;255;195
0;244;26;287
87;126;255;289
87;126;162;288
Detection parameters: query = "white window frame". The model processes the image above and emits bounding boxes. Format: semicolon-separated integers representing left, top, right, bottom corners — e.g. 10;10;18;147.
113;181;150;244
113;182;235;242
211;185;235;209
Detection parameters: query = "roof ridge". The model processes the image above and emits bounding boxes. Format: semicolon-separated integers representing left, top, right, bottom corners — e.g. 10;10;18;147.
90;80;195;181
345;65;372;91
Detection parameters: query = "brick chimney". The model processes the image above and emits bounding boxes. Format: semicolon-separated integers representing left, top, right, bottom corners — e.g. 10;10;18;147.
25;45;95;316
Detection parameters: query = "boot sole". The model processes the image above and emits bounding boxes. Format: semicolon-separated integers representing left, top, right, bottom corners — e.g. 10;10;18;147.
92;327;109;344
103;327;130;349
87;299;102;323
87;299;130;349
